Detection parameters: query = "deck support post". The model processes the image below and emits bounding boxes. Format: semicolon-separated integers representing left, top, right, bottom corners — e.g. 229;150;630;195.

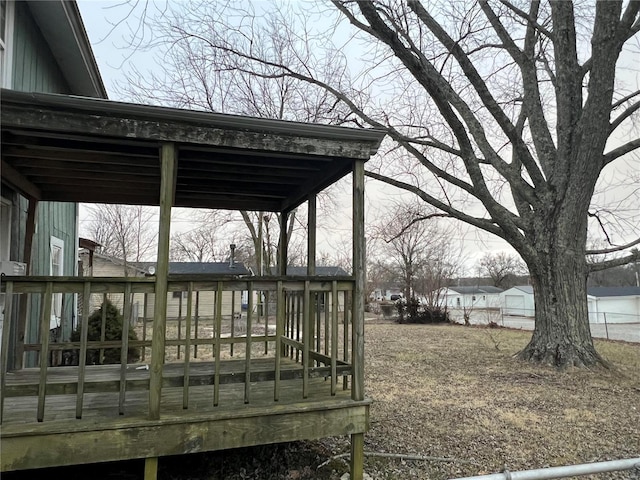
14;197;38;369
350;432;365;480
307;195;316;276
279;211;289;276
149;142;177;420
351;159;366;479
144;457;159;480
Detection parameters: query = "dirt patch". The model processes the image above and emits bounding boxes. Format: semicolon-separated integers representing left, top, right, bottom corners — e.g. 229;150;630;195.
7;320;639;479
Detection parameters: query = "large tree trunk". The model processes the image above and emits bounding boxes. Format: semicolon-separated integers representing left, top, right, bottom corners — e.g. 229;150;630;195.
517;242;606;368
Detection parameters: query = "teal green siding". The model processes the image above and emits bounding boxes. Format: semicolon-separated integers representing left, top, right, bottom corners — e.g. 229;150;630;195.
10;2;70;93
7;4;78;364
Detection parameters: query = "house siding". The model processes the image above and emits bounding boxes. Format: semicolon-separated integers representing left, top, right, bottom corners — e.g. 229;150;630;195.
10;2;70;93
7;3;77;364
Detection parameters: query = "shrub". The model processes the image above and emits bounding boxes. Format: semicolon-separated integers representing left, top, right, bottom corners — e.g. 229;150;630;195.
396;298;450;324
71;299;140;364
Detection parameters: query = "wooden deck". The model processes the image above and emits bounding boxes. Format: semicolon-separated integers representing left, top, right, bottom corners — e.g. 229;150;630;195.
1;358;368;472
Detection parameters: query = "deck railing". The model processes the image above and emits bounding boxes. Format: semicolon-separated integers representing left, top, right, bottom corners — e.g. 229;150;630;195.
0;275;355;423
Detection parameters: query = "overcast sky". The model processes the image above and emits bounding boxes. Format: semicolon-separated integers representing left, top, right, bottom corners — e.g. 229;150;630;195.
75;1;639;273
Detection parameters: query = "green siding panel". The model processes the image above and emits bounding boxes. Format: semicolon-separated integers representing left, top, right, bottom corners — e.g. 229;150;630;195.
11;2;70;93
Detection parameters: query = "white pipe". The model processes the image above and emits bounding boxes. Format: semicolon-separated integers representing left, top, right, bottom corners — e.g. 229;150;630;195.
451;458;640;480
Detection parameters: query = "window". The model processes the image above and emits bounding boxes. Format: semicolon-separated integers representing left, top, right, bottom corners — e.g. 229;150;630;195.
50;236;64;329
0;196;11;262
0;0;14;88
456;298;461;307
472;295;476;301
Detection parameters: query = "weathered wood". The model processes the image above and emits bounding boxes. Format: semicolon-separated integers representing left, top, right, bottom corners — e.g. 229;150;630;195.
275;281;284;402
99;293;107;364
0;281;13;423
245;282;253;404
1;396;369;472
350;432;365;480
183;283;193;409
144;457;158;480
352;160;365;401
303;281;310;399
149;142;177;420
331;282;338;396
37;283;53;422
0;159;42;200
307;195;316;276
14;197;37;369
214;282;223;407
119;282;132;415
75;282;91;418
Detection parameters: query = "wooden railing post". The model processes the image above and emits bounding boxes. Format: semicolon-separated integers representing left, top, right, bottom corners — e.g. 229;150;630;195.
351;159;366;480
149;142;177;420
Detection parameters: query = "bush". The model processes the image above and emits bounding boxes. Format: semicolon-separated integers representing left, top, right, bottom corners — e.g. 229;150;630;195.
396;298;450;324
71;299;140;365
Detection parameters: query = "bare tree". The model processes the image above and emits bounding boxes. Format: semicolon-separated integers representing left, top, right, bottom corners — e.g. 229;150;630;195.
104;0;640;367
478;252;527;288
84;204;157;272
372;203;459;305
170;210;235;262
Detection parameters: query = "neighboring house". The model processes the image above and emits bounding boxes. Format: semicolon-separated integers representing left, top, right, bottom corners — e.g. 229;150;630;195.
80;251;251;320
587;286;640;324
441;286;504;310
500;285;535;317
1;0;107;367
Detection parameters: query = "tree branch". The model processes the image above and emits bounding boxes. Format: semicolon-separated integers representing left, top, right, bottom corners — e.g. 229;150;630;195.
587;237;640;255
588;249;640;273
603;137;640;165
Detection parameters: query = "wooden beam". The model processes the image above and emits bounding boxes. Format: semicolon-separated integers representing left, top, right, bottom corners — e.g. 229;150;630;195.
1;160;41;200
149;143;177;420
350;433;365;480
307;195;316;276
14;198;38;369
279;212;288;277
352;160;365;402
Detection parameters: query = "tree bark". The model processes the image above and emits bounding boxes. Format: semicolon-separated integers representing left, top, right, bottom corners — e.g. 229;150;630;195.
517;228;606;368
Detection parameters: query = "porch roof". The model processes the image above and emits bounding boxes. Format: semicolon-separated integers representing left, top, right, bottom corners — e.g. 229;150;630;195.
1;89;385;213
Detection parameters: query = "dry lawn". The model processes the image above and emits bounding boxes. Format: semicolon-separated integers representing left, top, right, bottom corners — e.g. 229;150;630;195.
8;318;640;480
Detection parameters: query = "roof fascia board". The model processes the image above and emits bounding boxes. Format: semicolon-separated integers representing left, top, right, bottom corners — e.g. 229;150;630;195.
1;89;384;151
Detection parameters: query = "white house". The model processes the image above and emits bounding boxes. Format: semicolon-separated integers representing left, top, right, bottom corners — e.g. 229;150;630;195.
501;285;639;323
587;286;640;324
441;286;503;310
500;286;535;317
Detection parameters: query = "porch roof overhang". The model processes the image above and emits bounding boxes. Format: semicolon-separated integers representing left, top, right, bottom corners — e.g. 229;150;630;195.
1;89;385;212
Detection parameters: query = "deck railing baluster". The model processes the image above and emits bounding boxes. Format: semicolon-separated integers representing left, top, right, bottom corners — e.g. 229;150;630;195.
37;282;53;422
244;282;253;404
177;293;182;360
295;293;301;362
274;281;283;402
302;281;310;399
343;291;349;391
0;281;14;424
264;289;269;355
214;282;222;407
230;290;235;357
76;281;91;419
194;291;200;359
331;282;338;396
99;292;108;364
142;293;149;362
182;282;194;409
119;282;132;415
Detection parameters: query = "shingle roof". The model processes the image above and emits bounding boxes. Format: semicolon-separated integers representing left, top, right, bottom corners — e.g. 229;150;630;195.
270;266;350;276
587;286;640;298
134;262;250;276
448;286;504;295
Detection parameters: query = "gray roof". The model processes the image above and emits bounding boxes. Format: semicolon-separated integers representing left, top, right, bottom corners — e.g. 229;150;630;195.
270;266;350;276
449;286;503;295
509;285;534;294
587;286;640;298
135;262;250;276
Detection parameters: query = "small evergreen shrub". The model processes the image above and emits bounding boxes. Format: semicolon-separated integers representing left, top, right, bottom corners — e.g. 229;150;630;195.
71;299;140;364
396;298;450;324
